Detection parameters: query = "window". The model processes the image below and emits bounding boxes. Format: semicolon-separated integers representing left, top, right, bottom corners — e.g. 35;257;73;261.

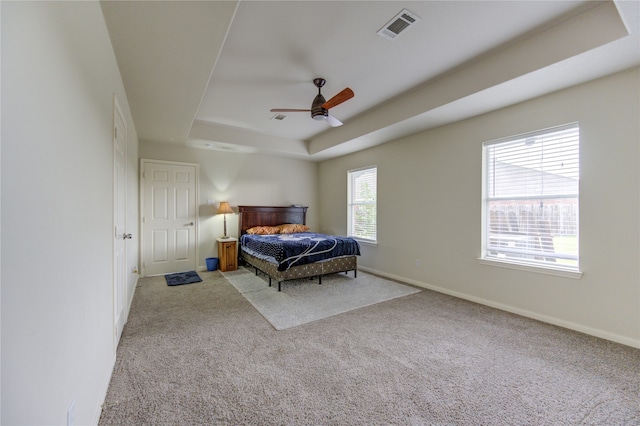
348;166;377;243
482;123;579;271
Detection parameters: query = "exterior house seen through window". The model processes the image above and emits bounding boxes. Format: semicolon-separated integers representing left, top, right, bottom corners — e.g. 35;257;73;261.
348;166;377;243
482;123;580;272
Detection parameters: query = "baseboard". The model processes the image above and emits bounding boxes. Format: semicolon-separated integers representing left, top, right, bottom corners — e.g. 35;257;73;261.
358;266;640;349
94;349;117;425
127;273;138;316
95;274;138;423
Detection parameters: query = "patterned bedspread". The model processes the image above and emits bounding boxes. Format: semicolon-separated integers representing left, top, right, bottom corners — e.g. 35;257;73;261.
240;232;361;271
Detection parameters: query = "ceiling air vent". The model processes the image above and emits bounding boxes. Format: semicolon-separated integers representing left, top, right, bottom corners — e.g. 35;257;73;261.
377;9;420;41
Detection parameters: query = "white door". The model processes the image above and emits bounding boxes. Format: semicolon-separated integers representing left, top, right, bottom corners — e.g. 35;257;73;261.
113;98;128;345
141;160;198;276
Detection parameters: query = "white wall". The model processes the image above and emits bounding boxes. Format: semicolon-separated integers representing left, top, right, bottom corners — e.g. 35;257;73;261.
319;68;640;347
1;2;139;424
139;142;318;271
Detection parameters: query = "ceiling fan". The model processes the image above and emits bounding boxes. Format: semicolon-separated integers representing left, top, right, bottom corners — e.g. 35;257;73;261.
270;78;354;127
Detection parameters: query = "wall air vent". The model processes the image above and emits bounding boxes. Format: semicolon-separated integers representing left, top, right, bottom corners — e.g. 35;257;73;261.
377;9;420;41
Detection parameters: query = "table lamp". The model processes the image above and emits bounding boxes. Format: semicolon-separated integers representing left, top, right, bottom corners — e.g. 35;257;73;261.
217;201;234;238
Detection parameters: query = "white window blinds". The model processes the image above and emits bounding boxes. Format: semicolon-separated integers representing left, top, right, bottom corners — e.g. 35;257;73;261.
348;166;377;242
482;123;579;270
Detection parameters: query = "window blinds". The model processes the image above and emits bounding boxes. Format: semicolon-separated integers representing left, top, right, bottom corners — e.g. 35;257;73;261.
483;123;579;269
348;167;377;242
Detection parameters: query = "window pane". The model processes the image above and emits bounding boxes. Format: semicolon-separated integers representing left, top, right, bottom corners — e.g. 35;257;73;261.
483;124;579;270
487;198;578;267
348;167;377;242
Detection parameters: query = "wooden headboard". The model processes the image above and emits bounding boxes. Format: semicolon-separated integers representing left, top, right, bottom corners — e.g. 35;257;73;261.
238;206;308;235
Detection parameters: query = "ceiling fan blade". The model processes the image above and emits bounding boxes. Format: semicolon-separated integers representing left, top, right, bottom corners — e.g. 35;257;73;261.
322;87;354;110
326;114;343;127
270;108;311;112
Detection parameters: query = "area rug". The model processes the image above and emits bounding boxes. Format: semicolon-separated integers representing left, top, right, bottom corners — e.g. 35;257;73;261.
222;267;420;330
165;270;202;286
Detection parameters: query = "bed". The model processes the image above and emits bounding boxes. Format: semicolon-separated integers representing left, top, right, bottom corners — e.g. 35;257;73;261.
237;206;360;291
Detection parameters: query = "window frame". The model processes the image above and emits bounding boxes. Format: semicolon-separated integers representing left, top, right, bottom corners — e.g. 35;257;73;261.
347;166;377;244
480;123;582;278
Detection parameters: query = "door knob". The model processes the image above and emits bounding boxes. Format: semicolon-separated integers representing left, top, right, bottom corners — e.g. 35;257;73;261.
123;233;133;240
187;222;194;226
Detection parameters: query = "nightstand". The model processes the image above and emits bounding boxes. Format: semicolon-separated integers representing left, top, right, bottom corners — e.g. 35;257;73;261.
217;237;238;272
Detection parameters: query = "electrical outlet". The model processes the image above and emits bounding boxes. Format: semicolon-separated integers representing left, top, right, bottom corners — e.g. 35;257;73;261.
415;259;421;267
67;400;75;426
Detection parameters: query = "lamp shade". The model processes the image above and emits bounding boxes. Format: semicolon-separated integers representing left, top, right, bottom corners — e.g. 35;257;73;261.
216;201;234;215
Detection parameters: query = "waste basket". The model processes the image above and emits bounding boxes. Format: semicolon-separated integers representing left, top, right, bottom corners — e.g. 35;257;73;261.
206;257;219;271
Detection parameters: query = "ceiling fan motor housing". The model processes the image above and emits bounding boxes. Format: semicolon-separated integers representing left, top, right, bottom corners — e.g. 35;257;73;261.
311;77;328;120
311;94;328;120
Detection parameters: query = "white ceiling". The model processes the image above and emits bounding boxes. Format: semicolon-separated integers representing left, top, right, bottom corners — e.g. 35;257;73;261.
101;1;639;161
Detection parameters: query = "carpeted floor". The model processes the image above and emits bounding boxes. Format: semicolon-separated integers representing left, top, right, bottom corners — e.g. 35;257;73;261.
99;270;640;425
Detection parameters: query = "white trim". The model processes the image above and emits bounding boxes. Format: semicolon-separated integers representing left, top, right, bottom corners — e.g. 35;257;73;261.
126;274;138;319
112;94;127;351
357;265;637;348
95;353;117;425
482;122;579;147
347;164;378;174
478;258;583;279
355;239;378;247
481;122;580;272
347;165;378;243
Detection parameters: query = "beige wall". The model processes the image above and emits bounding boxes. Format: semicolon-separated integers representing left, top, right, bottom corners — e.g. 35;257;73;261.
1;2;140;424
139;142;318;268
319;67;640;347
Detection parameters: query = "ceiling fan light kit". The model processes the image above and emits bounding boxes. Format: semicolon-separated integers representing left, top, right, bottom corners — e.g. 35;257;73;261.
271;78;353;127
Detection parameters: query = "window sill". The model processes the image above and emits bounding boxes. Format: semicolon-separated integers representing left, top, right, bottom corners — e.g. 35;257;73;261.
353;238;377;247
478;258;583;279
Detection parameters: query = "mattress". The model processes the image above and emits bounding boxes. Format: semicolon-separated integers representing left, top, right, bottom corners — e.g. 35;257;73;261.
240;232;361;271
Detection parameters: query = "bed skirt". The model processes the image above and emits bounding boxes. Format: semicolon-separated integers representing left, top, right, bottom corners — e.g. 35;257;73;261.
239;250;358;291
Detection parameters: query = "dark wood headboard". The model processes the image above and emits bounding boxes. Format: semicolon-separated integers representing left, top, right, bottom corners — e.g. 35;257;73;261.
238;206;308;235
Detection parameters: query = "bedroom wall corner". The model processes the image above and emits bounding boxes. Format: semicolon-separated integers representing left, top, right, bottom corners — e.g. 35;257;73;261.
318;67;640;347
138;141;318;269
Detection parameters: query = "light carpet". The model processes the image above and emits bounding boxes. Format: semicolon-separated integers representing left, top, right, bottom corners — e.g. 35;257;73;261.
222;266;420;330
100;271;640;425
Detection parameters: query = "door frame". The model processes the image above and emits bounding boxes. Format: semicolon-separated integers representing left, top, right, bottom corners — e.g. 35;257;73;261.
139;159;200;277
113;95;127;349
